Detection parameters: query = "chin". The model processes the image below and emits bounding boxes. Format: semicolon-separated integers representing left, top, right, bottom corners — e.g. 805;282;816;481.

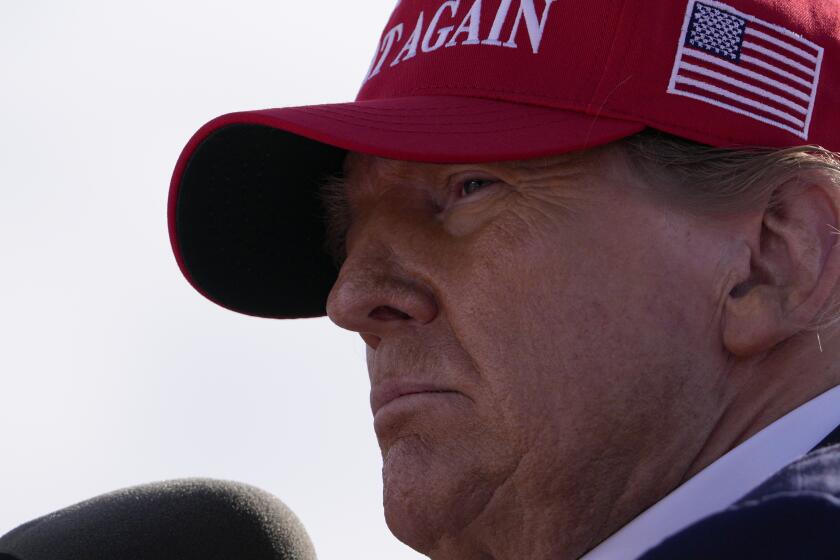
380;435;504;555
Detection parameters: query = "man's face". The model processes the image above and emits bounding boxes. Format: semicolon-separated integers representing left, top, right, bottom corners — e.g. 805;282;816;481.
326;145;733;557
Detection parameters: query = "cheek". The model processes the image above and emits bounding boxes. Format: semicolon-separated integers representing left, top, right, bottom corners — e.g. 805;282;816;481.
439;207;721;449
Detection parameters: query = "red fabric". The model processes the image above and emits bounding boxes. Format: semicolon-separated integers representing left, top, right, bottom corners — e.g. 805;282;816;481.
173;0;840;172
355;0;838;150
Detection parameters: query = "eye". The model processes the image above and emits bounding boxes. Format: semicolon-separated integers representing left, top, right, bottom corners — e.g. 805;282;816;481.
459;178;495;198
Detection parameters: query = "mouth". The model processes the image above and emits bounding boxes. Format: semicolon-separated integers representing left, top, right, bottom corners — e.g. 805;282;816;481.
370;382;460;417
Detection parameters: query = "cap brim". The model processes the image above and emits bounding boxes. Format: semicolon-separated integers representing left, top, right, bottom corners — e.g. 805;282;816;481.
169;96;644;318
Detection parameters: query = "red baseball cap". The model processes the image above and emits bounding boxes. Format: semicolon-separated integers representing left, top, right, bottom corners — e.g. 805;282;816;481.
169;0;840;319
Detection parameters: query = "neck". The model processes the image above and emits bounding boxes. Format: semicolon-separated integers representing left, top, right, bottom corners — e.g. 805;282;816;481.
683;327;840;481
426;424;691;559
425;437;623;559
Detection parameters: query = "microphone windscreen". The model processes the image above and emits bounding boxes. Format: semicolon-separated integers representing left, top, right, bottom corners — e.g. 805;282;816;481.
0;478;317;560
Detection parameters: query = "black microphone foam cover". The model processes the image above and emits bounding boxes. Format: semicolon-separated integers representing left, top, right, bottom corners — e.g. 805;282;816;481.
0;478;317;560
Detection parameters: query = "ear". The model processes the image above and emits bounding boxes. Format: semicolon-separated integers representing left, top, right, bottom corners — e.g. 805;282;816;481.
723;181;840;358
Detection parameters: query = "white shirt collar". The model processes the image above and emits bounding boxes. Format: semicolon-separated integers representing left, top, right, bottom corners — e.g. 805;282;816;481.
581;383;840;560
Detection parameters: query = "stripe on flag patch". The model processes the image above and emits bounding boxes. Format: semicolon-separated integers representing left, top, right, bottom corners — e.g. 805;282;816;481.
668;0;824;139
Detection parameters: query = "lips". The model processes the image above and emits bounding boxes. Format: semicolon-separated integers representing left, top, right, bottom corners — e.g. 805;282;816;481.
370;382;459;416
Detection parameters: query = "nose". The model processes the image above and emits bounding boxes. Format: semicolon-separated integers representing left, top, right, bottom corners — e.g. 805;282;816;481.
325;212;439;350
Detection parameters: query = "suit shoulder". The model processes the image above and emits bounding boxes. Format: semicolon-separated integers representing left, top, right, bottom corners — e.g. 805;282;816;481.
638;446;840;560
739;443;840;502
638;492;840;559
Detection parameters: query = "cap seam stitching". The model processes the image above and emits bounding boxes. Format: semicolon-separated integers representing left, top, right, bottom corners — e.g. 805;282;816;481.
586;0;634;115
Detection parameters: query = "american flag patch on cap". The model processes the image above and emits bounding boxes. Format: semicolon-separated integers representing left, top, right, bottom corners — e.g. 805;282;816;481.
668;0;824;139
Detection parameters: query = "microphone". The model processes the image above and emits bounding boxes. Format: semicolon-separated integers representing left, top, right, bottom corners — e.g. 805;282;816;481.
0;478;317;560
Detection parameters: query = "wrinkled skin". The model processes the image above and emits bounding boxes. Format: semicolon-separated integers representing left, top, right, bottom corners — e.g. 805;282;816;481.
325;144;840;559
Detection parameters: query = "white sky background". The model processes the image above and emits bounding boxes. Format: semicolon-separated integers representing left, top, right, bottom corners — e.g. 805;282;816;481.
0;1;425;558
